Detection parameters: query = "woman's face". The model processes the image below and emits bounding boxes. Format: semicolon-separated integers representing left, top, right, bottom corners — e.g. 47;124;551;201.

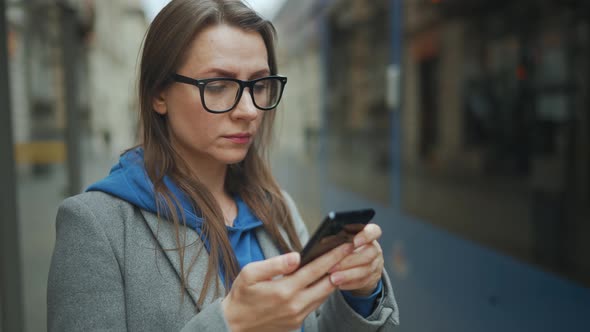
153;24;269;170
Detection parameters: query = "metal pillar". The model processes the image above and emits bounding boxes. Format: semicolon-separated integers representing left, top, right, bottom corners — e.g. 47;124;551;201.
389;0;404;212
59;3;81;196
0;0;24;330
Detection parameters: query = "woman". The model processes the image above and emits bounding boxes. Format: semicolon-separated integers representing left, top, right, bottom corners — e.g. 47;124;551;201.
47;0;399;331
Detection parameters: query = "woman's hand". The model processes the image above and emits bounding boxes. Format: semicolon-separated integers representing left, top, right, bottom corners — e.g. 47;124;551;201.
222;243;354;332
328;223;384;296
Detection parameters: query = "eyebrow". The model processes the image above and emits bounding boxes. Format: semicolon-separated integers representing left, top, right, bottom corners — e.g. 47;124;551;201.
199;67;271;79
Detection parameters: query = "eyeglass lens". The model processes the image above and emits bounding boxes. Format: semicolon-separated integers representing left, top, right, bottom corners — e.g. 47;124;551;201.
203;78;282;112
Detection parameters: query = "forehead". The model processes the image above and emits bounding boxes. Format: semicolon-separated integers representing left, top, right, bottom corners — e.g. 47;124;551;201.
181;24;269;76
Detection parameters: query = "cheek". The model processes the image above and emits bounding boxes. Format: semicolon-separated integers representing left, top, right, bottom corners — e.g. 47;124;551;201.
173;112;216;141
166;97;217;144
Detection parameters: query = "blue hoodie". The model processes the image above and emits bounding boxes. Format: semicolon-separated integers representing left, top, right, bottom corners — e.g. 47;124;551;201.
88;148;380;318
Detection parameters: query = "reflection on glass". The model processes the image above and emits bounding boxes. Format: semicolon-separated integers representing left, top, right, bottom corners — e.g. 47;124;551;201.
324;0;391;204
403;1;590;287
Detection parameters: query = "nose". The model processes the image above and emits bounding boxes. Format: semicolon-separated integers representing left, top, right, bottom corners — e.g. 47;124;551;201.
230;88;259;121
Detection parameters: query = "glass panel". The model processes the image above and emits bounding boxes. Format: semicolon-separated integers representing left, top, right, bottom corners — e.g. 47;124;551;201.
324;0;391;204
402;1;590;286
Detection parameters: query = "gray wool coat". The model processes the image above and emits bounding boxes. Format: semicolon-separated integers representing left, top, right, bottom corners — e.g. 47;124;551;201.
47;191;399;331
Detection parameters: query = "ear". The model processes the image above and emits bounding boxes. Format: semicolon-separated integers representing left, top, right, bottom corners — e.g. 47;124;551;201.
152;91;168;115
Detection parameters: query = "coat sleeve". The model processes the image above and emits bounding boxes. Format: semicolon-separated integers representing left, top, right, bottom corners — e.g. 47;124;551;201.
179;299;231;332
282;191;400;331
47;196;233;332
47;196;128;331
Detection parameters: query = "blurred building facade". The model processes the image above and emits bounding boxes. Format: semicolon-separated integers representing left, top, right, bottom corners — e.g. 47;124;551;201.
88;0;147;154
3;1;147;330
8;0;93;169
8;0;145;165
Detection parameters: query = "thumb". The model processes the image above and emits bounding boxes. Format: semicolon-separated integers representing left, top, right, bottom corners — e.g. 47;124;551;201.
241;252;300;284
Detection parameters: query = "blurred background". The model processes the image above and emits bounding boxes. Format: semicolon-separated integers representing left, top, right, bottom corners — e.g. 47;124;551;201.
1;0;589;331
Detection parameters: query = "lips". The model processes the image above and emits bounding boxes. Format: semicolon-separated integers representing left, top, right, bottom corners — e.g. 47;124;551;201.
223;133;252;144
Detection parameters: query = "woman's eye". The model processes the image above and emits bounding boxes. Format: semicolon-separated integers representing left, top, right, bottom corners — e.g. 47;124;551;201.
205;83;229;93
253;83;267;93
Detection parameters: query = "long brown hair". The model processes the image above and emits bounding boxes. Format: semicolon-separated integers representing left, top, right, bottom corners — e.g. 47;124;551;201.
138;0;302;306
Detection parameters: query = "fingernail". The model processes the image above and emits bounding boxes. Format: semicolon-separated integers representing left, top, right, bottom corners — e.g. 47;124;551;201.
286;252;300;267
354;237;365;248
330;273;342;286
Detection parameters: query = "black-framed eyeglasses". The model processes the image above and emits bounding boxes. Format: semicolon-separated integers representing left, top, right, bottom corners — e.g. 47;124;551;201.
172;73;288;113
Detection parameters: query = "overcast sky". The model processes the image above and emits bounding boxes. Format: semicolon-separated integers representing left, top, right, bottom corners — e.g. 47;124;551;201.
244;0;288;19
141;0;288;22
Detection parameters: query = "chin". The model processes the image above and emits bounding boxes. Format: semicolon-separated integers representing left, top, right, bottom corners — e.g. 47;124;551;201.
217;150;249;165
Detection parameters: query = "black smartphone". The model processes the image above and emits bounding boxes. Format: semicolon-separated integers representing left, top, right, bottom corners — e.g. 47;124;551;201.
299;208;375;267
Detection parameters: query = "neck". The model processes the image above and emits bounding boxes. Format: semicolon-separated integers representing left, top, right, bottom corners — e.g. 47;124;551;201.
190;162;237;226
170;141;238;225
188;158;228;199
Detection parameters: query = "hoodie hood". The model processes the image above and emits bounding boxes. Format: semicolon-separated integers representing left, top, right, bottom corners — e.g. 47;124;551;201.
86;147;262;233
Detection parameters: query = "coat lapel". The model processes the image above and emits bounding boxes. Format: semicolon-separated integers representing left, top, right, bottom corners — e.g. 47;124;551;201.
256;227;281;259
257;225;296;258
140;210;225;310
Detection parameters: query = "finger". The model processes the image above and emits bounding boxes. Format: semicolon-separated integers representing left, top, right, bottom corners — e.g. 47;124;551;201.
337;279;380;293
298;274;336;308
291;243;353;288
278;276;335;328
353;224;382;248
275;275;335;328
336;261;383;294
329;256;383;288
329;241;382;273
240;252;300;284
329;264;371;287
